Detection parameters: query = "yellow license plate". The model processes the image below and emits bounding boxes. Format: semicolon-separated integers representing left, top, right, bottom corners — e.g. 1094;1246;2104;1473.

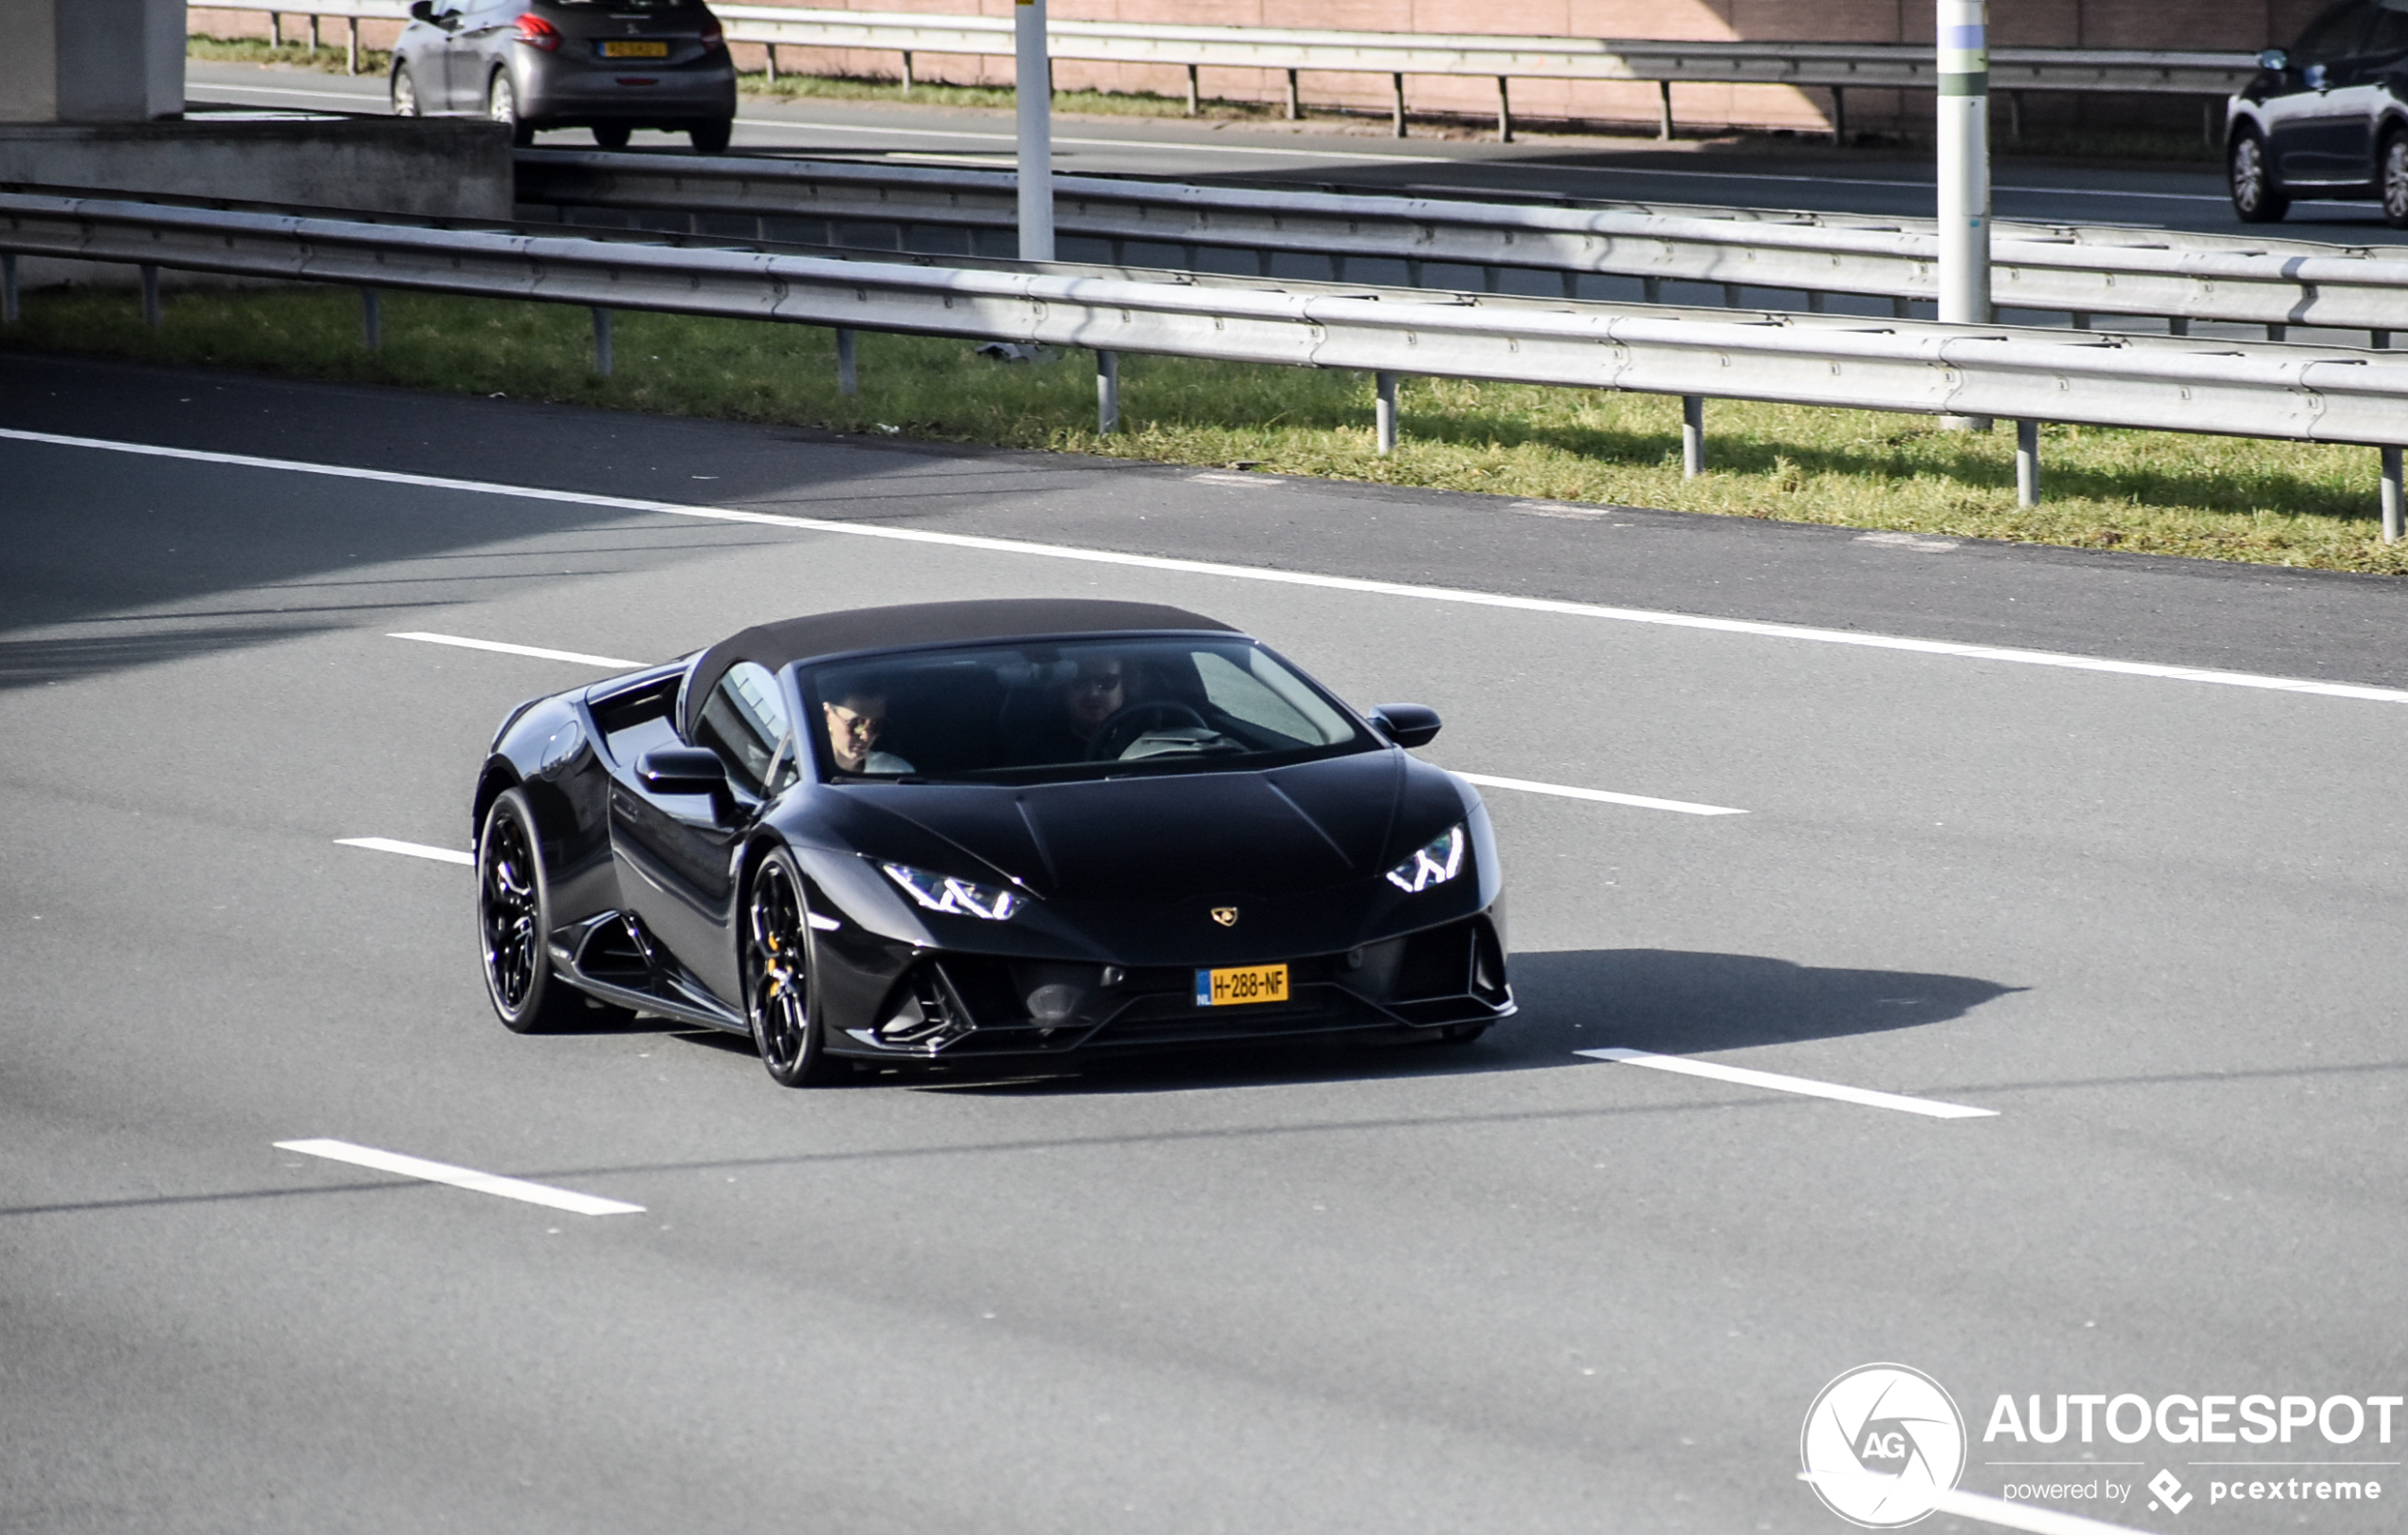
1195;963;1288;1007
601;40;670;57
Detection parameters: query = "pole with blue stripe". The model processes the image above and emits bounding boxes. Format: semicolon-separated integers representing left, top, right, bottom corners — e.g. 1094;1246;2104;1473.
1937;0;1992;429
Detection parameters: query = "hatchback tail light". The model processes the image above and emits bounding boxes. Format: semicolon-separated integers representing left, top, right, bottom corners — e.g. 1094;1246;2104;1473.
513;12;560;49
699;15;724;47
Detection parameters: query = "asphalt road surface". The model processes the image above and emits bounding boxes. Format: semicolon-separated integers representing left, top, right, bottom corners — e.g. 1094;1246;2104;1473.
185;59;2408;246
5;352;2406;1535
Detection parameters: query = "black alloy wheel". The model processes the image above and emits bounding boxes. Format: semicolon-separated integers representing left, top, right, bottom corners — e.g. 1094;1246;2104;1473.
592;122;632;149
489;71;534;149
2230;130;2289;223
479;789;581;1032
2383;131;2408;229
391;64;420;118
745;850;839;1086
688;118;733;154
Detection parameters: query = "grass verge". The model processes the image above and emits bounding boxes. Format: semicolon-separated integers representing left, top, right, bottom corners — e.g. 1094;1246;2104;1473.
189;34;392;78
9;283;2401;574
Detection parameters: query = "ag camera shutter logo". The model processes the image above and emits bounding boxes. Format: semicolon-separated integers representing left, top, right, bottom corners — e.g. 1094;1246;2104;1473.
1800;1363;1968;1527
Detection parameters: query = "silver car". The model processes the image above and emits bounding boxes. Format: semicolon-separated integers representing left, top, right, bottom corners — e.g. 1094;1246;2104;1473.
392;0;737;152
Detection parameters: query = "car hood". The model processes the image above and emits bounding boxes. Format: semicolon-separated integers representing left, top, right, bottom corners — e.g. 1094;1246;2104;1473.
826;750;1449;902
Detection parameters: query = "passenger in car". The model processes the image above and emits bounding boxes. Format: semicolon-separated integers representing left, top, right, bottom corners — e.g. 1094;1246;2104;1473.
822;687;915;775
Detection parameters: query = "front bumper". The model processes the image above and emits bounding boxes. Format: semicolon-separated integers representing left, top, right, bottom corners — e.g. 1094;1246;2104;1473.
819;909;1514;1062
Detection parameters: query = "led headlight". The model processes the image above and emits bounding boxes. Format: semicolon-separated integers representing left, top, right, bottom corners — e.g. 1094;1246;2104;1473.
1385;823;1466;893
880;861;1026;921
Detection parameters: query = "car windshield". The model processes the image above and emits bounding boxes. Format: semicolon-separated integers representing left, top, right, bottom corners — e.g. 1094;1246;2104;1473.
802;636;1373;783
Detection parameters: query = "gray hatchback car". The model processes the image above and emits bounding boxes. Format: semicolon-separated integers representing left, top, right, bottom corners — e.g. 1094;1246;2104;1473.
392;0;737;151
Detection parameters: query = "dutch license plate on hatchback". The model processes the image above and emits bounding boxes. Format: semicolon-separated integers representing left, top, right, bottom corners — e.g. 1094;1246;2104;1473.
601;40;670;57
1195;963;1289;1007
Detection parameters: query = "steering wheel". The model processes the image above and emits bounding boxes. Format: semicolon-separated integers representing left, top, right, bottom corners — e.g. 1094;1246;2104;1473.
1086;701;1209;760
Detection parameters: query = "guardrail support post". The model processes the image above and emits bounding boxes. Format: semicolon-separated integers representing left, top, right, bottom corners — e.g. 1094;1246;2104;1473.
269;11;282;47
836;327;858;395
1285;68;1300;120
901;51;914;93
2071;311;2090;331
2;254;16;326
346;18;359;75
2016;419;2040;506
1186;64;1199;117
1015;0;1054;261
2169;317;2190;337
2267;322;2288;341
2385;447;2404;542
2006;90;2023;141
1496;77;1512;143
1830;85;1846;146
1376;372;1398;453
764;43;777;84
1656;81;1673;141
308;14;320;49
1095;349;1119;433
1722;283;1742;308
1682;395;1704;477
1807;290;1827;313
2374;328;2392;348
1642;276;1662;304
1391;74;1407;137
139;265;160;332
591;307;612;375
361;286;381;350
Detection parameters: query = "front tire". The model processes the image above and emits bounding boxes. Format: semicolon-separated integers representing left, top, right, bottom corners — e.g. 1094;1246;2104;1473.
744;850;841;1086
391;64;420;118
688;117;733;154
2230;129;2289;223
489;70;534;148
478;788;587;1033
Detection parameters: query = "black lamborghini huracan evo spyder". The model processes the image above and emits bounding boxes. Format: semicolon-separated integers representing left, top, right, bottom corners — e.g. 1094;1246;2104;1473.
472;599;1511;1085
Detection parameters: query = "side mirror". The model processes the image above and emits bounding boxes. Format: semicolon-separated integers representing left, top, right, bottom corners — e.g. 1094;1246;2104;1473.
1367;704;1442;749
2258;46;2289;70
636;747;727;795
408;0;434;19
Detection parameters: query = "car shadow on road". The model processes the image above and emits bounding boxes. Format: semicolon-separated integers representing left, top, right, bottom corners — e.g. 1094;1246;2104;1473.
910;947;2022;1096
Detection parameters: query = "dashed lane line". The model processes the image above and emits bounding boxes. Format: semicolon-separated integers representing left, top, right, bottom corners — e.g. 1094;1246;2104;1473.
389;630;644;667
335;837;473;866
1578;1047;1998;1119
276;1138;646;1215
1458;772;1743;816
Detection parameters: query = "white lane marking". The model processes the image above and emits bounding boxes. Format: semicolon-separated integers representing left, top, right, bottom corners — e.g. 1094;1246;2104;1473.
11;428;2407;706
336;836;473;866
1802;1473;2148;1535
1457;771;1744;816
389;630;643;668
1577;1047;1998;1119
275;1138;646;1215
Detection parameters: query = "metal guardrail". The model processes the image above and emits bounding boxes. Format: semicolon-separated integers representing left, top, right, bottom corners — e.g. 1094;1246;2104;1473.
3;189;2403;534
515;152;2408;343
199;1;2254;140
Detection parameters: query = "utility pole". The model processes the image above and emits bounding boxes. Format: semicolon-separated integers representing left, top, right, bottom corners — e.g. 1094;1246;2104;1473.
1014;0;1054;262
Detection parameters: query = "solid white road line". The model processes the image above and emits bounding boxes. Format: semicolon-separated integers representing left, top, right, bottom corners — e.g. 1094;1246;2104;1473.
389;630;644;668
335;837;473;866
1800;1473;2149;1535
276;1138;646;1215
12;428;2407;706
1577;1047;1998;1119
1458;772;1744;816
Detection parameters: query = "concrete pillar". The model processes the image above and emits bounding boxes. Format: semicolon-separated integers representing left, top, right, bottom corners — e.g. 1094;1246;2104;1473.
0;0;186;123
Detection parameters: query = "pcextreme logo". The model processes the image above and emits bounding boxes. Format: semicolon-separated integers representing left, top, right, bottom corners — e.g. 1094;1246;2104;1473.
1800;1363;1968;1528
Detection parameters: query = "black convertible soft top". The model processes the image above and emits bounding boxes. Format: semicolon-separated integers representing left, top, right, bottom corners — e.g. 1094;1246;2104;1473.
681;598;1237;738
